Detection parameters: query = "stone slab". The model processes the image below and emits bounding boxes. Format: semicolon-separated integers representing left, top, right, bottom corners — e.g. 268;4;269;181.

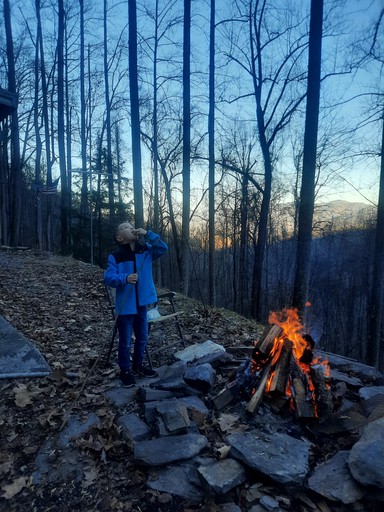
0;316;51;378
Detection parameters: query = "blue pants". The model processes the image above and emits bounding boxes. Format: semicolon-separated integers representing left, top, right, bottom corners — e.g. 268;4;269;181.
117;306;148;371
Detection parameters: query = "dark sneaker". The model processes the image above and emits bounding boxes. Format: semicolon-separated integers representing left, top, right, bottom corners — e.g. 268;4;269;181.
120;371;135;388
132;365;158;378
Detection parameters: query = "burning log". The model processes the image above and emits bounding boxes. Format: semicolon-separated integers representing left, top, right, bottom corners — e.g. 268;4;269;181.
267;339;293;395
253;324;284;362
246;362;273;414
299;334;315;365
310;364;333;421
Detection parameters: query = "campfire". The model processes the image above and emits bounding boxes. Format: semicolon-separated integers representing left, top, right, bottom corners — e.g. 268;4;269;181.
214;308;333;420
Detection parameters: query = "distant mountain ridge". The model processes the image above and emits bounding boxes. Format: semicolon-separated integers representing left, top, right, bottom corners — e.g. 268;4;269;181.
275;200;376;236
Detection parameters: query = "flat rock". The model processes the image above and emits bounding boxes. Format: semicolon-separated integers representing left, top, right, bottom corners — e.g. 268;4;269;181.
117;413;151;441
149;361;187;390
134;433;209;466
33;413;100;485
156;398;190;434
179;395;209;426
184;363;216;393
358;386;384;400
0;316;51;378
330;369;363;387
197;458;246;494
307;450;365;503
348;416;384;488
147;463;205;502
175;340;226;364
227;430;311;486
103;384;137;407
316;350;383;381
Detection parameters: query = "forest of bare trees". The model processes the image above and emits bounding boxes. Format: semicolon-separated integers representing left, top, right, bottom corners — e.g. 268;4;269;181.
0;0;383;369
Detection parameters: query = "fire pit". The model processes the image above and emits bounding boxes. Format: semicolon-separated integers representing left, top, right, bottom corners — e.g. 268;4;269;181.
214;308;332;421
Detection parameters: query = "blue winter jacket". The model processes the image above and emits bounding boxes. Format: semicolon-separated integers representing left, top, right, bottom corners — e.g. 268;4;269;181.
103;230;168;315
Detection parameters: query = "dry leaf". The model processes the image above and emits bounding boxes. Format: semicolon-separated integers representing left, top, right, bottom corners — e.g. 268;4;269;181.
82;467;98;489
1;476;30;499
13;384;33;407
13;384;42;407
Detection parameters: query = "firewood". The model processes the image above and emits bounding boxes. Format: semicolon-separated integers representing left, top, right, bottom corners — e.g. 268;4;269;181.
246;362;272;414
310;364;333;421
268;339;293;395
255;324;283;355
212;381;240;410
291;375;317;419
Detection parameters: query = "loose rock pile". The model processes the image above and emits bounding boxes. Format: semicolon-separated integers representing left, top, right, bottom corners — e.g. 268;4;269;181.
86;339;384;511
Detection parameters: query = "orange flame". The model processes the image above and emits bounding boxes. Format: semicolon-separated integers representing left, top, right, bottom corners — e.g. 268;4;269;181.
268;308;308;361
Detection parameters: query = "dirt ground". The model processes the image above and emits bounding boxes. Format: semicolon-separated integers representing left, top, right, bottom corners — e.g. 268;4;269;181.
0;249;262;512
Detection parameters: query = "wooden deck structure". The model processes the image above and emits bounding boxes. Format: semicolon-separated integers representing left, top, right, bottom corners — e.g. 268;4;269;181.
0;87;17;121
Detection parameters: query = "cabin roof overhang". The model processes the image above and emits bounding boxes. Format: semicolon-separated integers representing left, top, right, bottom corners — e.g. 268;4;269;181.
0;87;18;122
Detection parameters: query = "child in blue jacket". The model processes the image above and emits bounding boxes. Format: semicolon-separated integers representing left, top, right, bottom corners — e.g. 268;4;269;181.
104;222;168;387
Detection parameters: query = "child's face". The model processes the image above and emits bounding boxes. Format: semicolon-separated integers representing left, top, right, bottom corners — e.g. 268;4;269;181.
116;222;137;244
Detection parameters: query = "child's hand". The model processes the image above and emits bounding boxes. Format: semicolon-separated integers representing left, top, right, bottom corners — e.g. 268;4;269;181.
133;228;147;237
126;273;138;284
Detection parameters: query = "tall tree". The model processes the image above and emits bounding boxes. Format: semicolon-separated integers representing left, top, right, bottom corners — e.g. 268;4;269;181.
181;0;191;295
208;0;216;305
104;0;115;223
292;0;324;314
33;9;43;250
3;0;21;246
128;0;144;226
35;0;53;250
57;0;69;251
367;8;384;369
223;0;308;320
79;0;88;224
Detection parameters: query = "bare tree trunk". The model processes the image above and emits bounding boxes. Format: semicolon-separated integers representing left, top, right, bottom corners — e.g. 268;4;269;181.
368;112;384;369
104;0;115;225
151;0;161;283
292;0;324;314
33;24;42;250
181;0;191;295
79;0;88;227
153;0;159;235
239;172;249;315
208;0;216;305
128;0;144;227
65;20;72;248
4;0;21;246
0;122;9;244
57;0;68;252
36;0;53;250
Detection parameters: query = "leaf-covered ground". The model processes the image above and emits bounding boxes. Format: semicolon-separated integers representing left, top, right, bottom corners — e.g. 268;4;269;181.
0;249;262;512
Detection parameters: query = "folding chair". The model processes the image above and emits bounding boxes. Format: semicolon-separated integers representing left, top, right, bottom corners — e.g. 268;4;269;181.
104;285;184;368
